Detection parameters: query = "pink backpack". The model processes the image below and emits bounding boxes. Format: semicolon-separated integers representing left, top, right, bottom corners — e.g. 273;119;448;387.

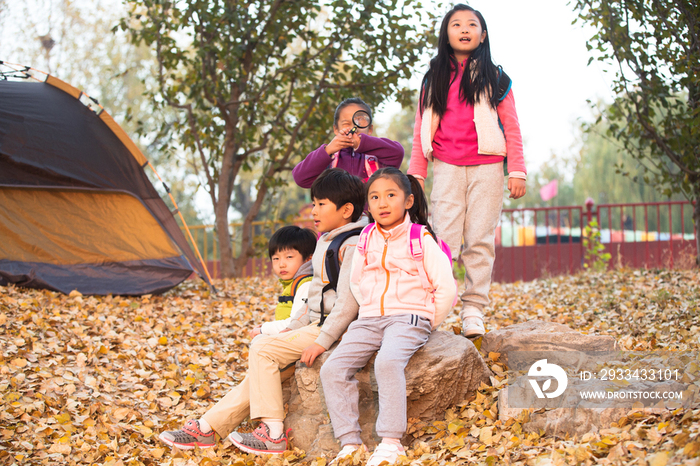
352;223;457;306
330;153;379;182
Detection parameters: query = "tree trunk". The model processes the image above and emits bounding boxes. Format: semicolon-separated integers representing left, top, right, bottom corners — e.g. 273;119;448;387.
232;180;271;277
215;137;239;278
215;195;235;278
694;180;700;267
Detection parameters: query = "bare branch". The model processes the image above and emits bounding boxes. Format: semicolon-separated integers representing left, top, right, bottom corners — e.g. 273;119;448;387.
630;96;699;176
185;105;218;206
320;67;407;89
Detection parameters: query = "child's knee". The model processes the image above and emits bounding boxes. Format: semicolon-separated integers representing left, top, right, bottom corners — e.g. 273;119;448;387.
249;335;273;359
319;360;334;383
374;355;402;376
320;359;349;384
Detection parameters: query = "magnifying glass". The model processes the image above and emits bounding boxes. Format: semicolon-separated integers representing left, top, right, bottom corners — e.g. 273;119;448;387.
348;110;372;135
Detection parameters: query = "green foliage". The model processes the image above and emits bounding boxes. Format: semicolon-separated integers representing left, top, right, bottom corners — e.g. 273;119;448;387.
119;0;441;276
573;0;700;266
572;0;700;206
583;219;611;272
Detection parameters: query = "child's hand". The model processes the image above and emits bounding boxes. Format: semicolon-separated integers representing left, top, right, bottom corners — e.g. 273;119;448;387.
249;325;262;339
325;130;359;155
508;178;526;199
350;132;362;150
300;343;326;367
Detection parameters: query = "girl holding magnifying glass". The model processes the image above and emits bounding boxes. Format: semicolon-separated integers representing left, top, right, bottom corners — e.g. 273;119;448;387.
293;98;404;188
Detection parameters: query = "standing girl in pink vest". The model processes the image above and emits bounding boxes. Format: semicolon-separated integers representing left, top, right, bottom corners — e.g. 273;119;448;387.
408;4;527;337
320;167;456;466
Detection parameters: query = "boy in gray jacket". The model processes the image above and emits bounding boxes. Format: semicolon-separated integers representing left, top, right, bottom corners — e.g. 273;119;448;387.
159;168;367;455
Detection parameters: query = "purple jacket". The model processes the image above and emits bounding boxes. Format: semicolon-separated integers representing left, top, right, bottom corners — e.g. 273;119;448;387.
293;134;404;188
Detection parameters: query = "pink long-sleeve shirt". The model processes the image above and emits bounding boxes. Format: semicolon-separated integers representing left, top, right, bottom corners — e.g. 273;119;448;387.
408;62;526;180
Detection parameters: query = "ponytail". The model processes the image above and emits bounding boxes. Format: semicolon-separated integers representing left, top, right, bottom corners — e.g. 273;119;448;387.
407;175;437;241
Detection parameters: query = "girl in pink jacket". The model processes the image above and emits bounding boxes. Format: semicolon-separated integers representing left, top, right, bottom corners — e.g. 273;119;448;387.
320;168;457;466
408;4;527;338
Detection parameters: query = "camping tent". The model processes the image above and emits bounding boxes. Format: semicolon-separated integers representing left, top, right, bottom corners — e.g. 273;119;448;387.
0;66;212;295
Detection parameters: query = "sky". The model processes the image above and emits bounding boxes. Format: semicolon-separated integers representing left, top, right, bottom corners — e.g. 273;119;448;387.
373;0;616;172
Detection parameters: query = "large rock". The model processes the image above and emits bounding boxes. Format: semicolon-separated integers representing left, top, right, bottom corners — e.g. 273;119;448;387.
489;320;698;437
481;320;617;374
283;330;491;458
481;320;617;367
498;378;681;437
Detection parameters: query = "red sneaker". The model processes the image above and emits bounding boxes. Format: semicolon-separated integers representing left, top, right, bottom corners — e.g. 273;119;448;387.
159;420;216;450
228;422;290;455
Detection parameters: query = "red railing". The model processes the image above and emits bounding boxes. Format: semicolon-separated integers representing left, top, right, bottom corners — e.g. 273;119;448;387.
493;200;697;283
187;201;696;282
594;201;696;270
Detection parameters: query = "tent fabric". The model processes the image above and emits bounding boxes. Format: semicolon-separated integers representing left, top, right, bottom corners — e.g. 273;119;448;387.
0;78;211;295
0;187;180;263
0;258;193;296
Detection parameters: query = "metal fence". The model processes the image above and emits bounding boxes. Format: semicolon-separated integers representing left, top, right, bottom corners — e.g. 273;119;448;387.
183;201;696;282
493;200;697;283
181;218;315;279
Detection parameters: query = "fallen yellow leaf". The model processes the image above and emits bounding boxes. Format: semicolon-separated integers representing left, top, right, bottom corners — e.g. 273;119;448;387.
11;358;28;368
648;451;670;466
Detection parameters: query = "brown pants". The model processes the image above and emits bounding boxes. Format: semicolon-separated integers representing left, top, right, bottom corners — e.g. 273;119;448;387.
430;160;504;320
201;324;321;438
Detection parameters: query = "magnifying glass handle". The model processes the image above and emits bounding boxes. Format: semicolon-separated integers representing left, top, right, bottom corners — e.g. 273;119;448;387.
349;126;357;135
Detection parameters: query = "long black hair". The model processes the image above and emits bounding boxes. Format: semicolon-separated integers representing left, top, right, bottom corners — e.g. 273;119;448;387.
420;4;500;116
366;168;437;241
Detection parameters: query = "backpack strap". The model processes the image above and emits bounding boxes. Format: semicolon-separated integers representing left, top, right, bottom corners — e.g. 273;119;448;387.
355;223;375;256
496;66;512;103
364;155;379;181
290;274;312;297
330;152;340;168
495;66;511;172
319;227;363;325
408;224;433;291
349;223;375;285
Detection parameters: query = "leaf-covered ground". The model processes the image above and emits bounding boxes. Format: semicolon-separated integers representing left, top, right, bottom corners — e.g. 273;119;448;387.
1;268;699;466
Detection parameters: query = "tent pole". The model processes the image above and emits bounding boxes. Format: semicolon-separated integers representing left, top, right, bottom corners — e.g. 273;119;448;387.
146;162;217;292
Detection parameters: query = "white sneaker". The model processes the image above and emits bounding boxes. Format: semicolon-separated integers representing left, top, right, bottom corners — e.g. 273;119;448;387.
462;317;485;338
330;444;365;465
366;443;405;466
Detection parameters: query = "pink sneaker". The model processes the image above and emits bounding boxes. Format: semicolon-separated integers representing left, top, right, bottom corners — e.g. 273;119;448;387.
158;420;216;450
228;422;290;455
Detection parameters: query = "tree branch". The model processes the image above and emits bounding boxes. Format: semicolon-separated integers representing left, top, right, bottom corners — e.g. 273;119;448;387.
630;96;699;176
185;105;218;206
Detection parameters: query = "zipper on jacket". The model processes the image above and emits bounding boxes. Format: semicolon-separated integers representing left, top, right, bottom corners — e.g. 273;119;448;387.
380;235;390;315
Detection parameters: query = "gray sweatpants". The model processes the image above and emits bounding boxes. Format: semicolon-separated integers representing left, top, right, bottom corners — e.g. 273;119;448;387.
431;159;504;318
320;314;431;446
